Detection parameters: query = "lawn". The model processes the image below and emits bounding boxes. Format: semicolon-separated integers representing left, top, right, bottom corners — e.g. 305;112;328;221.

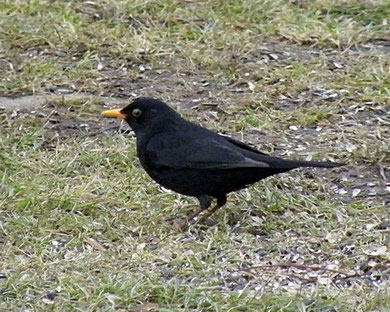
0;0;389;311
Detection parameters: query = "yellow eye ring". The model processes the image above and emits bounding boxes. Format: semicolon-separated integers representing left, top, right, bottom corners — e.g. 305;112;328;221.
132;108;142;117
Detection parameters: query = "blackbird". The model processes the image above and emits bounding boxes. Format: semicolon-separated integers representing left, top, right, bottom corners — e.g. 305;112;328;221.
102;98;343;228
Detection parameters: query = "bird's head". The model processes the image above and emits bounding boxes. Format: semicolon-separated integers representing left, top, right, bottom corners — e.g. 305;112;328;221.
101;97;181;136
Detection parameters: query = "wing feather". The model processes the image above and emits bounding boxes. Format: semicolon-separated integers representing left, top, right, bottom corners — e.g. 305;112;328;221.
145;133;269;169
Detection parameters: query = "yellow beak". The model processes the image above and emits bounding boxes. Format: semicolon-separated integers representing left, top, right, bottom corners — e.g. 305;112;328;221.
101;108;126;118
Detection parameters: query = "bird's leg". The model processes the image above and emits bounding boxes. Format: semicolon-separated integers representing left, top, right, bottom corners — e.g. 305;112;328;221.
173;195;212;229
197;194;227;224
164;206;199;223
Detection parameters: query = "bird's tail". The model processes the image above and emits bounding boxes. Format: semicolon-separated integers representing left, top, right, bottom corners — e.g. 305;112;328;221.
281;159;344;169
252;153;344;169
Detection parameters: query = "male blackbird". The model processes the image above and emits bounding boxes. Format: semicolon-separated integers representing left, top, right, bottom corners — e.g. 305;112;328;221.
102;98;343;228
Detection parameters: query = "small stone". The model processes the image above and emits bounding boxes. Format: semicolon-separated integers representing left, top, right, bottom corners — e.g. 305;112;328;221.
333;62;343;69
351;189;361;197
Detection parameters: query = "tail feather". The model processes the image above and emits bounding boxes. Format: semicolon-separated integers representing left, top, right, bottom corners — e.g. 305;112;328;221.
254;154;344;169
292;160;344;168
273;159;344;169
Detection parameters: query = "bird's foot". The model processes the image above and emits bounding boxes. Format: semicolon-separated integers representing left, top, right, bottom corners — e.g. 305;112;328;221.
164;215;178;222
173;218;190;231
164;205;219;230
167;216;218;230
164;216;190;231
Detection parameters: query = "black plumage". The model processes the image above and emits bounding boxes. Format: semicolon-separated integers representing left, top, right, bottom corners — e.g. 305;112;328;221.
102;98;343;227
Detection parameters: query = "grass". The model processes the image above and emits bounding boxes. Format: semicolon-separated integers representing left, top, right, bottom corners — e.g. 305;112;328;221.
1;0;390;311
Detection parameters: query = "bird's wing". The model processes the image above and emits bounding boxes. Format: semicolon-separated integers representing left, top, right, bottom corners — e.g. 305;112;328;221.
145;133;270;169
221;135;269;156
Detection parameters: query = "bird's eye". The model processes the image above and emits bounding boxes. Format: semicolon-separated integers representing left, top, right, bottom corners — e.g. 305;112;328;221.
132;108;142;118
